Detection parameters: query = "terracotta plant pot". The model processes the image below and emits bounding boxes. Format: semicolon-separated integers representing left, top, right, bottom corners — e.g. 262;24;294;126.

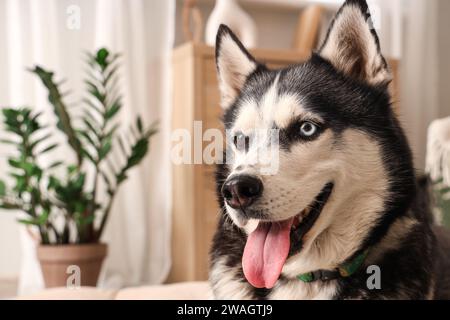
37;243;107;288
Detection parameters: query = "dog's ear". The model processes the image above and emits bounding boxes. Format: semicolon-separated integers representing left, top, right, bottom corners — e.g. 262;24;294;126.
318;0;391;86
216;25;258;109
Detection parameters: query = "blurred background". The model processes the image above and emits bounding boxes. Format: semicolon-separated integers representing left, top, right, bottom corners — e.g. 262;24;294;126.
0;0;449;299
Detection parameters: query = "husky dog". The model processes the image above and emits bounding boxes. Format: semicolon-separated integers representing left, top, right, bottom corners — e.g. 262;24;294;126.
209;0;450;300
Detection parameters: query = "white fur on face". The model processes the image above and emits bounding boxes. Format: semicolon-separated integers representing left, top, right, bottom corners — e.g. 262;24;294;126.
319;4;391;85
251;130;336;222
227;80;334;222
282;130;390;277
225;75;392;279
216;33;257;109
232;80;316;134
226;77;335;227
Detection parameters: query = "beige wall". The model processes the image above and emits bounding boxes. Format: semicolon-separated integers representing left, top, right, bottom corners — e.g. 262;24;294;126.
0;215;21;278
438;0;450;118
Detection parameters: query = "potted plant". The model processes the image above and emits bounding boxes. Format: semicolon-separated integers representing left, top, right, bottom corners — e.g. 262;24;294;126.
0;48;157;288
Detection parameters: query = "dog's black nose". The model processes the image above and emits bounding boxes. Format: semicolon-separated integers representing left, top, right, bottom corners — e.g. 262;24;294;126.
221;175;263;209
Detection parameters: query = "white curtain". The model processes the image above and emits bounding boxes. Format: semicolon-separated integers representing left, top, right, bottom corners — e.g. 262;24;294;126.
363;0;448;170
400;0;449;170
0;0;175;294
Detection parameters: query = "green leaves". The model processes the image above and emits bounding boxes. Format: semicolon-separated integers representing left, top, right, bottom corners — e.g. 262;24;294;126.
37;143;58;155
47;167;95;242
18;210;49;226
48;169;86;205
9;160;42;178
105;100;121;120
110;117;157;184
1;48;157;244
1;108;54;149
0;108;55;243
47;161;64;170
96;48;110;70
81;48;124;167
432;178;450;228
1;109;49;199
3;108;38;136
98;137;112;160
31;66;83;165
0;180;6;197
95;117;157;240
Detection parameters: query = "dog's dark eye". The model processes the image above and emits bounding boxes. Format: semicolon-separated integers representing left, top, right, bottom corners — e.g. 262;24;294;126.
299;121;318;137
233;133;250;152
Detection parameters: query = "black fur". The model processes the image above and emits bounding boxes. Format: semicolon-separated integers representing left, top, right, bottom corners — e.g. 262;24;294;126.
210;0;450;300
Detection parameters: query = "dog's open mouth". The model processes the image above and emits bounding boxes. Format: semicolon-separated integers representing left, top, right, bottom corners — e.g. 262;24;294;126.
242;183;334;289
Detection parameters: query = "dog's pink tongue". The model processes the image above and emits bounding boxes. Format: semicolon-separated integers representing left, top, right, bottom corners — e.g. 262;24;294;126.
242;219;293;289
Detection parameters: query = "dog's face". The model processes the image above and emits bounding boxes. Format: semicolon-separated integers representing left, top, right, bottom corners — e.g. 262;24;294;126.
215;0;412;289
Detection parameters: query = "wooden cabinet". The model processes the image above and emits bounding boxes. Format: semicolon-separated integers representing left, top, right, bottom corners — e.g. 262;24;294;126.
168;42;399;282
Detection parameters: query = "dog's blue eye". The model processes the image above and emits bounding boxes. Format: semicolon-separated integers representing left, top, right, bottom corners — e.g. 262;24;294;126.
300;122;317;137
233;133;250;152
